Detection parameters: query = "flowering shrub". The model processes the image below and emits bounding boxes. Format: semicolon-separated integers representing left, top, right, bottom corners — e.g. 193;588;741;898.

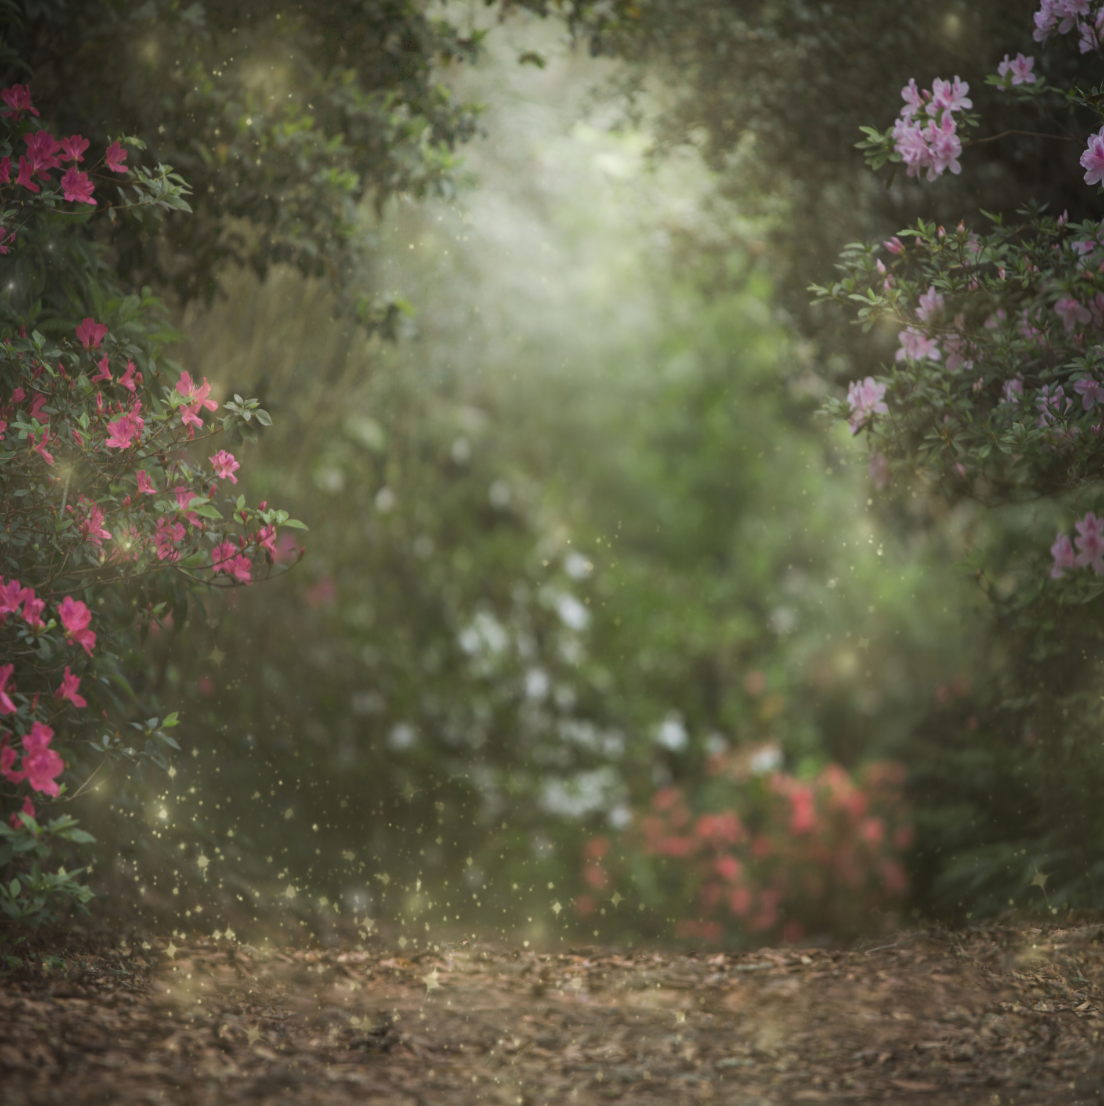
0;86;303;924
579;753;912;946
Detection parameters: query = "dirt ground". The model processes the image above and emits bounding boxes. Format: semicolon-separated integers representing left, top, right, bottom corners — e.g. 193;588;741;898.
2;916;1104;1105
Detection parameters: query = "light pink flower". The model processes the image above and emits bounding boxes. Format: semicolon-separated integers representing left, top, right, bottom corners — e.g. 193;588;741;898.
923;111;963;177
1074;376;1104;409
998;53;1036;84
1056;296;1092;330
104;141;128;174
22;722;63;796
899;78;924;119
60;167;95;204
884;236;904;255
54;666;87;708
916;285;944;321
1051;531;1077;578
1079;20;1098;52
76;318;108;349
931;76;972;113
846;377;889;434
0;663;15;714
210;450;239;483
895;326;941;362
58;596;96;655
1001;376;1024;404
1075;511;1104;573
1081;129;1104;186
1036;383;1071;427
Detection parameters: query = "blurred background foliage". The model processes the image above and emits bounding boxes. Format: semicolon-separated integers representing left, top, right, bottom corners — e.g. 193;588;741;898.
7;0;1098;942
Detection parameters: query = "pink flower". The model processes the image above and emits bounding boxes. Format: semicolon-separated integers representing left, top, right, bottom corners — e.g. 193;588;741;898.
0;156;9;185
29;428;53;464
10;795;35;829
1035;384;1071;427
1080;20;1099;52
869;451;890;490
60;167;95;204
1075;377;1104;410
258;524;278;557
104;404;144;449
91;356;112;384
22;594;45;630
211;541;252;584
847;377;889;434
58;596;96;655
931;75;972;113
0;664;15;714
0;578;27;619
74;496;111;547
895;327;941;362
0;84;38;119
154;517;185;562
1;737;23;783
118;361;137;391
60;134;89;162
0;227;15;254
54;667;87;708
789;786;816;833
883;236;904;255
916;285;944;322
210;449;240;483
923;111;963;177
22;722;63;797
998;53;1036;84
1001;377;1024;404
104;141;128;174
76;318;108;349
1050;526;1074;577
1082;129;1104;186
1055;296;1092;330
136;469;156;495
1075;512;1104;573
899;78;924;119
175;371;218;409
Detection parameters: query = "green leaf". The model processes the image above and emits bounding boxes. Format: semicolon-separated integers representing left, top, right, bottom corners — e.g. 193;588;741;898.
192;504;224;520
283;519;308;530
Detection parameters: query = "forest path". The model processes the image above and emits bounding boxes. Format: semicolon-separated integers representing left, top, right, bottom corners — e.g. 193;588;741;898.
1;921;1103;1104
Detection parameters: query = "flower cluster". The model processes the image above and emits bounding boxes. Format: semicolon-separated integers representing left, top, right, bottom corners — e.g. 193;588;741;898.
581;755;912;945
891;76;972;181
1033;0;1104;50
1050;511;1104;576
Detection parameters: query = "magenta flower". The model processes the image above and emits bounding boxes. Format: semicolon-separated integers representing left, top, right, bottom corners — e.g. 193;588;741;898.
0;663;15;714
15;156;38;192
91;357;113;385
846;377;889;435
58;596;96;655
0;578;27;619
118;361;137;392
22;722;63;797
998;53;1036;84
23;131;61;179
1081;129;1104;186
60;134;89;162
211;541;252;584
136;470;156;495
75;496;111;547
22;594;45;630
931;76;972;113
1055;296;1092;330
1075;511;1104;573
1;738;23;784
1051;531;1077;578
0;157;9;185
10;795;35;829
104;404;145;450
104;141;128;174
76;318;108;349
0;84;39;119
210;450;240;483
916;285;944;322
895;327;941;362
258;524;278;557
54;667;87;708
60;167;95;204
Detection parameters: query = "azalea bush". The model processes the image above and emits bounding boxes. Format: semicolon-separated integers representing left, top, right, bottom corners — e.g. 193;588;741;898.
578;751;911;946
0;84;301;925
815;3;1104;909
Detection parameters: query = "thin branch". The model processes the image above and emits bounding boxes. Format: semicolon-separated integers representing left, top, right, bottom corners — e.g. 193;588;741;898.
965;129;1079;147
